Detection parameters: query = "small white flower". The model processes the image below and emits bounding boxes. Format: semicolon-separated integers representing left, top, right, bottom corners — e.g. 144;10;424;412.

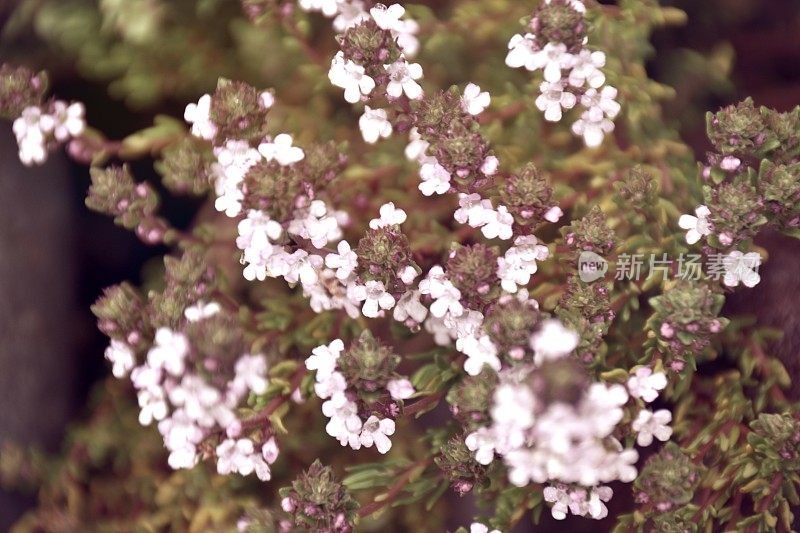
405;127;430;162
448;310;485;341
262;437;279;465
104;340;135;378
465;428;496;465
632;408;673;446
167;443;199;470
46;101;86;141
480;155;500;177
544;206;563;222
184;94;217;140
232;354;269;395
212;141;261;217
722;251;761;288
429;281;463;319
536;80;577;122
237;210;284;280
325;240;358;280
586;486;614;519
497;236;550;293
168;375;235;429
359;416;395;453
678;205;712;245
480;205;514;240
329;51;376;103
568;50;606;88
147;328;190;377
137;388;168;425
369;202;407;229
627;367;668;403
359;106;393;144
530;320;578;364
398;265;419;285
419;161;452;196
454;193;493;227
350;280;396;318
298;0;339;16
505;33;538;70
571;107;615;148
418;265;448;295
184;301;221;322
305;339;345;380
259;91;275;109
387;378;415;400
333;1;369;31
131;364;163;392
461;83;491;115
369;3;405;30
720;155;741;171
393;290;428;324
470;523;500;533
529;42;576;82
385;56;424;100
543;485;571;520
322;396;363;446
288;201;343;249
581;86;621;119
258;133;305;166
314;371;347;400
461;335;502;376
214;184;245;218
216;438;258;476
13;106;48;166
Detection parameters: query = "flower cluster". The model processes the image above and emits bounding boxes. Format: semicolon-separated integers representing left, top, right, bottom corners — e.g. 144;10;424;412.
633;442;701;511
114;301;275;478
647;280;727;370
278;460;360;533
677;99;800;290
322;3;423;149
301;1;418;56
543;484;614;520
93;250;280;482
464;318;675;520
505;0;620;147
12;100;86;166
306;332;415;454
85;165;169;244
748;413;800;475
0;64;84;166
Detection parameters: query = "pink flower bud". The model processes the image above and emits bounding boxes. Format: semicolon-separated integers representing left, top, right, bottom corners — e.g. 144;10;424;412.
718;232;733;246
281;497;296;513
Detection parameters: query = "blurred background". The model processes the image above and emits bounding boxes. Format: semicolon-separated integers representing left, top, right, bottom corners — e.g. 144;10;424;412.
0;0;799;530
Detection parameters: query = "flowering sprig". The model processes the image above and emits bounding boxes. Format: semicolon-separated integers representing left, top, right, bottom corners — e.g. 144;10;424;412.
1;65;86;166
306;331;415;454
103;287;278;478
505;0;621;147
462;318;671;521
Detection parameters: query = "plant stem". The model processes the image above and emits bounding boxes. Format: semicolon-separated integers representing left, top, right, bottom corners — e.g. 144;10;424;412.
240;365;307;430
357;456;434;518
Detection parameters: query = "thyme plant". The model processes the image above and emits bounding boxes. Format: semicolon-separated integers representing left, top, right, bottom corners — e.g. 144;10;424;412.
1;1;799;531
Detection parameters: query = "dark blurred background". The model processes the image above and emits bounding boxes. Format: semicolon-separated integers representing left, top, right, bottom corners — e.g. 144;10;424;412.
1;0;800;530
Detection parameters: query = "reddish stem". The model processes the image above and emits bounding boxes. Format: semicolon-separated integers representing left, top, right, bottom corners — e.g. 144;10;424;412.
240;365;307;430
357;457;434;518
